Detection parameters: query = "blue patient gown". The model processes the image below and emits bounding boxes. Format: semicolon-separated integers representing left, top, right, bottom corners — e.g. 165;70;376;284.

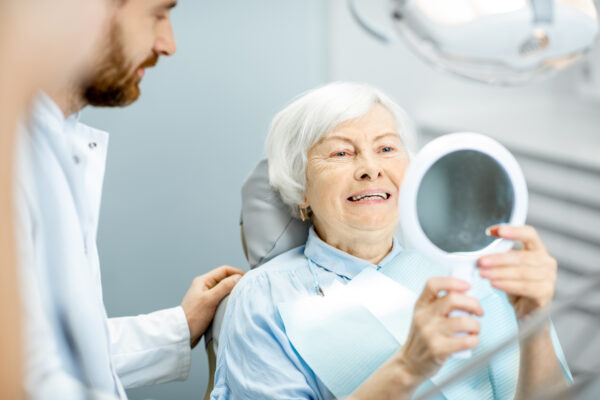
211;228;571;400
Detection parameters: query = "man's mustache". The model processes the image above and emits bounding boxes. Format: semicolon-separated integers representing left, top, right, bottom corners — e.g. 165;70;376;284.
139;53;159;70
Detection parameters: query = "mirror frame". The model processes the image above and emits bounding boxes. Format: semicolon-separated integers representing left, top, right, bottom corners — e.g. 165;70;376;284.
399;132;528;269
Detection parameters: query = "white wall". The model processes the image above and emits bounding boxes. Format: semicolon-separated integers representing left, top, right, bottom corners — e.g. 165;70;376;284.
82;1;325;399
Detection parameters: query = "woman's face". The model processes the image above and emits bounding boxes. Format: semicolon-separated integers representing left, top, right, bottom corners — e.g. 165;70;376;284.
304;104;409;243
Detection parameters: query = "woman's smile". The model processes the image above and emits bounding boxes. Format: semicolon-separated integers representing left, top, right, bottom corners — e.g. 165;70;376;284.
346;188;393;204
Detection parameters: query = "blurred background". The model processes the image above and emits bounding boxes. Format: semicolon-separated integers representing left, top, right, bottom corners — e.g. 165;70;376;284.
82;0;600;398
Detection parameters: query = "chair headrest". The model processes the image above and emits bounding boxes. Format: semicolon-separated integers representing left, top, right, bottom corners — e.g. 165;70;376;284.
240;159;310;269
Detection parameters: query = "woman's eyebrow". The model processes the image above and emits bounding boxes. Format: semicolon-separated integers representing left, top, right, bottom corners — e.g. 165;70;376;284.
375;132;400;141
319;135;354;144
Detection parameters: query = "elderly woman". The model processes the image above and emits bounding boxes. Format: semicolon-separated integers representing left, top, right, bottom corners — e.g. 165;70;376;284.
211;82;571;400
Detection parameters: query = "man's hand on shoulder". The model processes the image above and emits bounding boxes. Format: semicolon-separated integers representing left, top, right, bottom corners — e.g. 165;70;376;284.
181;265;245;348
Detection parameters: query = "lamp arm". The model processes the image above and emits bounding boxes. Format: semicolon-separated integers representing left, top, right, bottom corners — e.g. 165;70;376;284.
347;0;396;43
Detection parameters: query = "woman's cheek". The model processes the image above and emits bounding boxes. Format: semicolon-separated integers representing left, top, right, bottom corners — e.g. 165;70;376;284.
389;158;409;183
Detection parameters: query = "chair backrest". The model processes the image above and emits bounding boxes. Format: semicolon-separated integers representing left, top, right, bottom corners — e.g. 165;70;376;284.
240;158;310;269
203;158;310;400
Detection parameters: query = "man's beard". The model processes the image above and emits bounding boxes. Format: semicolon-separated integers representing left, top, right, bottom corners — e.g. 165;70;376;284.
83;26;158;107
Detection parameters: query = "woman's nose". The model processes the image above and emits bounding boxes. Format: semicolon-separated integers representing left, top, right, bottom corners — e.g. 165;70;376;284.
354;155;383;181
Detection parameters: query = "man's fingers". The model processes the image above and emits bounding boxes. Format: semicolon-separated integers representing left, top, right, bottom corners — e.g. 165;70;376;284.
201;265;245;289
205;274;243;305
419;277;470;303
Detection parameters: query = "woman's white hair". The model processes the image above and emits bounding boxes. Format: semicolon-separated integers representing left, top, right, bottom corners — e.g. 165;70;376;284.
266;81;416;218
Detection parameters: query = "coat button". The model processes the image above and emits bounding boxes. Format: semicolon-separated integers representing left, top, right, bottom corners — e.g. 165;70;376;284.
89;142;97;150
73;155;80;164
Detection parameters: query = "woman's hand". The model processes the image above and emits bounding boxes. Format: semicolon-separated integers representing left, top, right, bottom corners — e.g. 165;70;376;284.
349;277;483;400
399;277;484;380
478;225;557;319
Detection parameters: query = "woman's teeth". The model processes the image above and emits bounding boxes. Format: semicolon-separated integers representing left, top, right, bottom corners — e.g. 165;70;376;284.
349;192;389;201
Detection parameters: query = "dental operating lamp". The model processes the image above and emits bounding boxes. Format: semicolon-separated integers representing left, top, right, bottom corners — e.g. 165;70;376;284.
350;0;599;85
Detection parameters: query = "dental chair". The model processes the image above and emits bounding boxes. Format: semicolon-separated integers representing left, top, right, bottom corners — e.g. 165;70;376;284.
202;159;310;400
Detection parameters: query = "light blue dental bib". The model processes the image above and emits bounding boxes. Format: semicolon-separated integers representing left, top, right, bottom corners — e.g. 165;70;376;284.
278;251;521;400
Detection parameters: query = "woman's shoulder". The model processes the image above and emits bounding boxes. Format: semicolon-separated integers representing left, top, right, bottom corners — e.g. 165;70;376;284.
230;244;313;304
241;244;307;279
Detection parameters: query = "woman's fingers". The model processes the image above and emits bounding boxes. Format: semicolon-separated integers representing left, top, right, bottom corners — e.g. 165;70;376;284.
435;291;484;317
443;315;481;335
477;226;557;312
489;279;553;298
401;278;483;378
479;265;553;281
487;224;546;251
479;250;554;269
479;251;531;268
425;334;480;360
442;334;480;355
419;277;470;304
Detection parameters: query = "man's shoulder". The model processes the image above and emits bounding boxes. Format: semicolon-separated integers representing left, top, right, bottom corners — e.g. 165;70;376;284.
75;121;110;144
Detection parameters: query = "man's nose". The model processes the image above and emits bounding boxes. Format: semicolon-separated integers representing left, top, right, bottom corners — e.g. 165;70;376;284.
153;19;177;56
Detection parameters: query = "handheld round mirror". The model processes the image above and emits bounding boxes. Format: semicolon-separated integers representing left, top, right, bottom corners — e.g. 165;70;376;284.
399;132;528;357
401;132;528;278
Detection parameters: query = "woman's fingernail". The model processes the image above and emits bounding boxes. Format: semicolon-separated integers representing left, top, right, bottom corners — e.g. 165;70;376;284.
486;226;500;237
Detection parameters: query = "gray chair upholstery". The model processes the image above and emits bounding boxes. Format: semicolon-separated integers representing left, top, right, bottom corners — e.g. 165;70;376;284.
240;158;310;269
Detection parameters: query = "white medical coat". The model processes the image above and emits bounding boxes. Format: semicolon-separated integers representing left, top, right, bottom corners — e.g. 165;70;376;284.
15;94;192;399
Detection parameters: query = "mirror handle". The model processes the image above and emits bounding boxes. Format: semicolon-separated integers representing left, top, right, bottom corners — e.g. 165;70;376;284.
449;263;477;359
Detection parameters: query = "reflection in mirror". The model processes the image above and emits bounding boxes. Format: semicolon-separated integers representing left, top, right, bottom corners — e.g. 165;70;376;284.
417;150;514;253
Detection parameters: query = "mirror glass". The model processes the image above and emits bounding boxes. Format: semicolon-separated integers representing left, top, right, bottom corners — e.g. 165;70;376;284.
416;150;514;253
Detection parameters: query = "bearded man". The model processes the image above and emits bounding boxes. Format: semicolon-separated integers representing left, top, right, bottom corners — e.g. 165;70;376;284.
16;1;243;398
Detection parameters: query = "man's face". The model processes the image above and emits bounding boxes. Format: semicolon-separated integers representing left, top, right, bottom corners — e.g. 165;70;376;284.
84;0;177;107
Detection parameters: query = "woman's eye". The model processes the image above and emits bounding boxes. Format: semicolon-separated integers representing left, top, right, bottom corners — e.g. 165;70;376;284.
381;146;393;153
332;151;350;157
